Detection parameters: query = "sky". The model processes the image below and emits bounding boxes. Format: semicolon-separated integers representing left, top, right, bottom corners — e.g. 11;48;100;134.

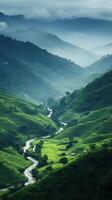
0;0;112;21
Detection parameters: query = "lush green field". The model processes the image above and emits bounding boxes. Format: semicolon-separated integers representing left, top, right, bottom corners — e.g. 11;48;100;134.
28;138;74;178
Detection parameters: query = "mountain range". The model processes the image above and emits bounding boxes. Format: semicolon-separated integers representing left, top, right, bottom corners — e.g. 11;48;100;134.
6;28;98;66
0;11;112;200
0;35;85;102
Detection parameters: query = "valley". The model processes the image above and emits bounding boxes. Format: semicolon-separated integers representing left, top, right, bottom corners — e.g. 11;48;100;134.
0;4;112;200
0;69;112;200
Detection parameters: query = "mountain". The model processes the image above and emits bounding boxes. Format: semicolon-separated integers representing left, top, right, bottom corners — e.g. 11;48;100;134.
51;69;112;139
86;55;112;74
1;13;112;36
0;54;59;102
0;35;84;101
93;42;112;56
55;70;112;115
6;28;97;67
0;13;111;54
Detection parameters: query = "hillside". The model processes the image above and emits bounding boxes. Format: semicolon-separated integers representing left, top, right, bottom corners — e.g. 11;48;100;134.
6;70;112;200
54;70;112;116
0;93;56;188
0;93;56;147
86;55;112;74
0;54;58;102
9;149;112;200
1;12;112;200
93;42;112;56
0;35;85;101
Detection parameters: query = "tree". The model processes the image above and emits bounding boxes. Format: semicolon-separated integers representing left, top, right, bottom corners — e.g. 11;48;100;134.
66;91;70;96
102;143;108;152
66;137;74;150
60;153;66;157
46;165;53;172
59;157;68;165
38;155;48;167
89;144;96;151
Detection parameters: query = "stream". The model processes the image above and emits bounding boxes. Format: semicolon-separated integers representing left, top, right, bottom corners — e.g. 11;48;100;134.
0;107;67;191
23;139;38;186
23;107;67;186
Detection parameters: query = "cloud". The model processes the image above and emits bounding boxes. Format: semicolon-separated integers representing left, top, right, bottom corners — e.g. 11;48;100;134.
0;0;112;21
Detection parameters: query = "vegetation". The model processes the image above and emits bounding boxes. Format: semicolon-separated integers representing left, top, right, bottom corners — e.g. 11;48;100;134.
0;93;56;191
52;70;112;122
7;70;112;200
27;138;73;180
8;148;112;200
0;147;30;188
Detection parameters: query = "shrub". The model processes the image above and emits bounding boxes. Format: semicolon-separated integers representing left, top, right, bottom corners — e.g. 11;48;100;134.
59;157;68;165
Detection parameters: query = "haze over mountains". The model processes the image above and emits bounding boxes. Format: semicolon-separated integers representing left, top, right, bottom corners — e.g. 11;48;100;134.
0;34;86;102
87;54;112;74
0;4;112;200
6;28;98;66
1;12;112;66
0;12;99;66
93;42;112;56
0;12;112;104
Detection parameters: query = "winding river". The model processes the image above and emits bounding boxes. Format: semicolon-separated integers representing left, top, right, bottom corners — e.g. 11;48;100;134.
0;107;67;191
23;139;38;186
22;108;53;186
23;107;67;186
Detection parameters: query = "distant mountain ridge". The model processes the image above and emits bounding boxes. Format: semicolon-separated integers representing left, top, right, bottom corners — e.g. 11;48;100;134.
93;42;112;56
86;54;112;74
6;28;98;66
0;35;84;102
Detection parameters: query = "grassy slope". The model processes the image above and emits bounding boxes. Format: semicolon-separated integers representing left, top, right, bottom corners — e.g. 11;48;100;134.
52;70;112;121
0;93;57;188
0;93;56;148
56;72;112;157
0;147;30;188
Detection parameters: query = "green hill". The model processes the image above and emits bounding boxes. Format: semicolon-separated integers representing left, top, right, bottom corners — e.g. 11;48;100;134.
0;93;56;148
0;93;56;188
53;70;112;118
54;70;112;140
